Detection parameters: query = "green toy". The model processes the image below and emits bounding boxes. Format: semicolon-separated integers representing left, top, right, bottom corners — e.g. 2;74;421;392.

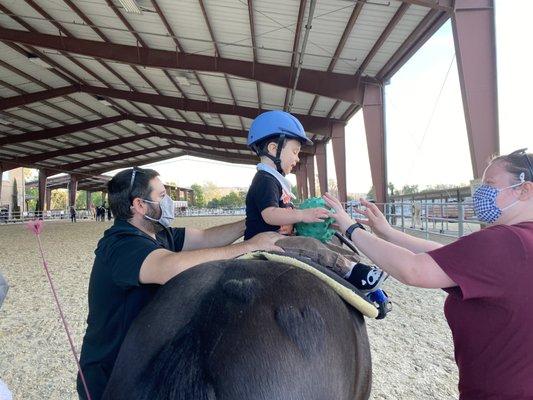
294;197;336;242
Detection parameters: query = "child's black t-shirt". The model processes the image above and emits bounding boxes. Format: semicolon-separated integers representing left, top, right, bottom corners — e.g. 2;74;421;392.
244;170;293;240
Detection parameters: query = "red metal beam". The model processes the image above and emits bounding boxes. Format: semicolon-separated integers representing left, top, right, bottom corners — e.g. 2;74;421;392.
9;133;155;164
0;86;78;111
62;145;176;171
284;0;308;110
309;2;364;115
0;85;333;134
246;0;263;111
398;0;452;12
0;115;125;146
376;9;449;80
0;27;365;103
80;85;334;135
357;3;410;75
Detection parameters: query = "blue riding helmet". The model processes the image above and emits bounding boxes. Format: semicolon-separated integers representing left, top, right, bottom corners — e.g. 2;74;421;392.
247;110;313;148
247;110;313;175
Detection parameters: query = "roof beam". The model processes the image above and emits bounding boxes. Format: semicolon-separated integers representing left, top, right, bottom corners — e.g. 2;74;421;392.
357;3;410;75
0;27;364;103
398;0;452;12
0;115;126;146
284;0;307;110
80;86;334;135
376;9;449;80
61;145;176;171
8;133;155;164
0;85;78;111
0;85;334;134
309;2;364;115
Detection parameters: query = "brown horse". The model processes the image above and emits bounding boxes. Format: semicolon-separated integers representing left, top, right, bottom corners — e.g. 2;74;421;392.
102;257;372;400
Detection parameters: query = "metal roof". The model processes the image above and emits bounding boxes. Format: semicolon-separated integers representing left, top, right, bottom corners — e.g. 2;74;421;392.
0;0;451;179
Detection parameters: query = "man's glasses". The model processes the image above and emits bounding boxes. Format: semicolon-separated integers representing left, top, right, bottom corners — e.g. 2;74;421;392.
510;148;533;181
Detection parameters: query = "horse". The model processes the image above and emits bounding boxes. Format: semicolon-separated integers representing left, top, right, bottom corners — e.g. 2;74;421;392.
102;254;373;400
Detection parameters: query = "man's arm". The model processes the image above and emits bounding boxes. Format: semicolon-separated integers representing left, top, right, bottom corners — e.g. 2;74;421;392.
182;219;245;251
140;231;283;285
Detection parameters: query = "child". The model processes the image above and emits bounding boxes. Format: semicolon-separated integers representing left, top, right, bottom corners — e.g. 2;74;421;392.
244;110;387;294
244;110;329;241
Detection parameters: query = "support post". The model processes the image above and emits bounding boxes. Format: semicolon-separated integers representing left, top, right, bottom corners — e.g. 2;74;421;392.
452;0;499;178
306;155;316;198
315;142;328;195
69;175;78;208
331;123;347;203
37;169;47;213
300;157;309;199
46;188;52;211
362;83;387;208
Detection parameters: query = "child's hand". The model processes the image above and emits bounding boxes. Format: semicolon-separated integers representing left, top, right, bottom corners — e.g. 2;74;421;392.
298;207;330;223
278;224;294;235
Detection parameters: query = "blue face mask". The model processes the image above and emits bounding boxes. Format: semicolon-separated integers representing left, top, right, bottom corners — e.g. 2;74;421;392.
473;173;525;224
142;194;175;228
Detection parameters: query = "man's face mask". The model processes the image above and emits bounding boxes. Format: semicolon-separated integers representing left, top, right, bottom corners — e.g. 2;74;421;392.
142;194;175;228
473;173;525;224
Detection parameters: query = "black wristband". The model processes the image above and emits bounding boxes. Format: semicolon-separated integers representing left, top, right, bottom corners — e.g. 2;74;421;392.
345;223;365;240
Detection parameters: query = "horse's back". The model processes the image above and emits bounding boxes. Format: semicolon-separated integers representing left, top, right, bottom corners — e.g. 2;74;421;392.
103;259;371;400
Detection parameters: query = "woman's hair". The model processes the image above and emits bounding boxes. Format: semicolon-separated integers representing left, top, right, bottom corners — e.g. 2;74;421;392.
107;167;159;220
491;149;533;183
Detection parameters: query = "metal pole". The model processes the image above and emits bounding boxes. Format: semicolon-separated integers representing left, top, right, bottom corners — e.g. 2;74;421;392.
424;200;429;239
458;201;465;237
401;199;405;232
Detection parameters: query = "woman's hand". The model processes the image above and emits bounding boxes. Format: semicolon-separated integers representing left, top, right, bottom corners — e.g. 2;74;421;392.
355;198;393;239
322;193;354;233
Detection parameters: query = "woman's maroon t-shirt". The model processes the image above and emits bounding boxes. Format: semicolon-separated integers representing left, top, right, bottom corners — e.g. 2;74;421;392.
428;222;533;400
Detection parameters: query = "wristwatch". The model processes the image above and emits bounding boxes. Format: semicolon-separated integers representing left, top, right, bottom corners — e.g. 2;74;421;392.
345;222;365;240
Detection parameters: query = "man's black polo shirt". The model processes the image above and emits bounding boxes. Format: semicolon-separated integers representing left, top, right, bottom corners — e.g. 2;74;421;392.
77;219;185;399
244;170;293;240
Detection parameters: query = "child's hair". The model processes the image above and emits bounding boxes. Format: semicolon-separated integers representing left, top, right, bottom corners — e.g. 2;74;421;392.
255;136;288;156
491;149;533;182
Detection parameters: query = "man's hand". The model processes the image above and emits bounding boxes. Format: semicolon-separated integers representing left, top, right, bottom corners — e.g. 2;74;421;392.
246;231;285;253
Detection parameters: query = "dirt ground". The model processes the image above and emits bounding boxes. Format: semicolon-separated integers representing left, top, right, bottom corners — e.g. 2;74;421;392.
0;217;458;399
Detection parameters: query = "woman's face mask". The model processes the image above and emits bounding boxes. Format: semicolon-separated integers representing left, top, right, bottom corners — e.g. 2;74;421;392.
473;173;525;224
142;194;175;228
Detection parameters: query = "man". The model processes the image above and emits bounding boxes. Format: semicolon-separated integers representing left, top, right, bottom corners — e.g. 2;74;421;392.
77;167;282;399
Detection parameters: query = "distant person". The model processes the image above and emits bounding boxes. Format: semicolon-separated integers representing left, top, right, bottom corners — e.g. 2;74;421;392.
324;148;533;400
70;206;77;223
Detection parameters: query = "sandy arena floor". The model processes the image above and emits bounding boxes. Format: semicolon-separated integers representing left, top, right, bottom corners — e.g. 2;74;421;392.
0;217;458;399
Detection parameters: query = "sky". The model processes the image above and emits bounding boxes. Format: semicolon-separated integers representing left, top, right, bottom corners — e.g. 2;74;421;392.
138;0;533;193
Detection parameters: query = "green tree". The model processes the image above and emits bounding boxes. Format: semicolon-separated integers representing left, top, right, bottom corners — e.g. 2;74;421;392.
51;189;67;210
76;191;87;209
191;184;205;207
401;184;419;195
367;185;375;200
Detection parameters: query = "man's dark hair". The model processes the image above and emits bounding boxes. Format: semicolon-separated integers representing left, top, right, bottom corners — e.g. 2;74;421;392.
107;167;159;220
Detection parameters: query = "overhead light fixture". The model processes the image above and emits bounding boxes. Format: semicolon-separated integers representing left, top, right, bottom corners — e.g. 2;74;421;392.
27;53;52;69
117;0;142;14
96;96;112;107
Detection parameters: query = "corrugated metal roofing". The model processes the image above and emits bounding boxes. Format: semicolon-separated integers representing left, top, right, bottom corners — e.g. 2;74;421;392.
0;0;450;177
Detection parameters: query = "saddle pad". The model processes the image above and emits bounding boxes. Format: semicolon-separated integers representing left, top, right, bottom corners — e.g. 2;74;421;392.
238;251;379;319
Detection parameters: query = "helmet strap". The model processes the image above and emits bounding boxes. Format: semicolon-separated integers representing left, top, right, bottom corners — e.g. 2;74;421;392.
256;133;287;176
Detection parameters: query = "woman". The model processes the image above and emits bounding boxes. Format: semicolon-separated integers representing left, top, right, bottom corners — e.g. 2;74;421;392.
324;149;533;400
